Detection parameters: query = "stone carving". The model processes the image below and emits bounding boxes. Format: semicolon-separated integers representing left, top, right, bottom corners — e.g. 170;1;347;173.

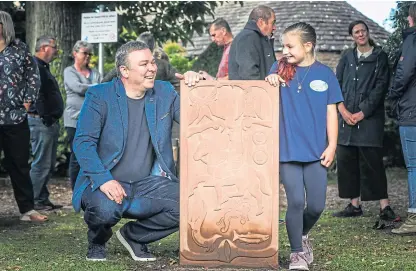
180;81;279;268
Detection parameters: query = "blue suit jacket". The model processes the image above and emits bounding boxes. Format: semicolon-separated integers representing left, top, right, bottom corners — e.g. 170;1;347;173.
72;79;180;212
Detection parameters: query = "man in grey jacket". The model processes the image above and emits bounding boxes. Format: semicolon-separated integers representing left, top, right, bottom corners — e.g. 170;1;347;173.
228;5;276;80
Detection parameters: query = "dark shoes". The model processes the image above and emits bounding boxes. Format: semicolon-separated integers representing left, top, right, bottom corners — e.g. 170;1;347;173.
116;229;156;261
333;203;401;229
332;203;363;218
86;229;157;262
374;206;401;230
86;243;106;261
34;201;63;211
379;206;401;222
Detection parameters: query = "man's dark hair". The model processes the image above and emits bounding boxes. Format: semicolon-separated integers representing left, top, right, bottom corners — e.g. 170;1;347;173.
248;5;275;22
210;18;232;34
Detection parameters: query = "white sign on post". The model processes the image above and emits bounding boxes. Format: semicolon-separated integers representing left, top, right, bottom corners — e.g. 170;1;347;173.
81;11;118;43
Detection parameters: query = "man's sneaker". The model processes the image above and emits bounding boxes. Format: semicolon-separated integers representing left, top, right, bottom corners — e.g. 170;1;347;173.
116;229;156;261
374;205;402;229
392;213;416;235
302;235;313;264
86;243;106;261
379;206;401;222
289;252;309;270
332;203;363;217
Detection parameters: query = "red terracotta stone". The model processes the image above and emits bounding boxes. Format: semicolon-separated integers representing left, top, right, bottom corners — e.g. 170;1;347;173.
179;80;280;268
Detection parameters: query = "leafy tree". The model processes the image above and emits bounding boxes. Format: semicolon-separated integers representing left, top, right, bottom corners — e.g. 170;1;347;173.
106;1;219;47
385;1;416;65
23;1;221;76
162;41;195;74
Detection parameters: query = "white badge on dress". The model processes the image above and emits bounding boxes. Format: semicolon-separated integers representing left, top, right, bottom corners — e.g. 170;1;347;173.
309;80;328;92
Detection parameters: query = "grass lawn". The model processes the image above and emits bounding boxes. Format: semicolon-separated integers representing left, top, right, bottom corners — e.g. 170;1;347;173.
0;168;413;270
1;209;416;271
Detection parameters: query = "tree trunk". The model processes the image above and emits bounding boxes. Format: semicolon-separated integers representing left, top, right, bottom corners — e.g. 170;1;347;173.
25;2;83;76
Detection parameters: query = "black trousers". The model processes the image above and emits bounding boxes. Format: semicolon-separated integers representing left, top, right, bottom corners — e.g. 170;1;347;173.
0;119;34;214
336;145;388;201
66;127;80;190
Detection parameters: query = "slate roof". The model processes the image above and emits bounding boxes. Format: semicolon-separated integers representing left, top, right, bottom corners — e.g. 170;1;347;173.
185;1;391;56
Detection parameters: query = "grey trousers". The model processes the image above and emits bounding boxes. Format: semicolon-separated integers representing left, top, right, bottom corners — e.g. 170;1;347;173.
280;161;327;252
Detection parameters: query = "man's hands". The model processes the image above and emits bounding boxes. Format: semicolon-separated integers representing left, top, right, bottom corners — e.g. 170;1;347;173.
100;180;127;204
175;71;204;87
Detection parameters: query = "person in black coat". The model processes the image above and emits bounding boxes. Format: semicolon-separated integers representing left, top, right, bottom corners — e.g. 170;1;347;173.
333;20;399;225
228;5;276;80
389;3;416;235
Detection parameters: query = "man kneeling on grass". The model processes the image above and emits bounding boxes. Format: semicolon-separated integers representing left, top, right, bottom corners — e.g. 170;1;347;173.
71;41;185;261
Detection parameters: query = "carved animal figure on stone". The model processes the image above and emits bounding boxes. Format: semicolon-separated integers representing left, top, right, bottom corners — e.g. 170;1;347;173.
216;201;250;233
188;188;222;252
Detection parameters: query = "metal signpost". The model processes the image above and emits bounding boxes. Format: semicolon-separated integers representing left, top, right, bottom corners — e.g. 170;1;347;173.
81;6;117;75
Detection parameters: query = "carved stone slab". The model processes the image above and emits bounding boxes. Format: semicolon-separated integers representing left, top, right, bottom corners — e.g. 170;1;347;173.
180;81;279;268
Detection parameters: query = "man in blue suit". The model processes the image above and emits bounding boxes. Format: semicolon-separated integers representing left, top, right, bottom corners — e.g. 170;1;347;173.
72;41;202;262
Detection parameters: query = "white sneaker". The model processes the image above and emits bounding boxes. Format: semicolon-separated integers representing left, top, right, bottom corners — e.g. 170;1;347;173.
302;235;313;264
289;252;309;270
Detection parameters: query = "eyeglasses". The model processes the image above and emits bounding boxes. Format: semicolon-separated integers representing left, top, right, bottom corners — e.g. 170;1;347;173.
77;51;93;57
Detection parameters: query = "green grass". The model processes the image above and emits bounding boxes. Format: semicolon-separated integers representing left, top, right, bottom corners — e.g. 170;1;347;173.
298;213;416;271
1;208;415;271
0;211;181;271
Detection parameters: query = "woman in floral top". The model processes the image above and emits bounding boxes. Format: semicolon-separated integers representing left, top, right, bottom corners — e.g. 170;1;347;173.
0;11;47;222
